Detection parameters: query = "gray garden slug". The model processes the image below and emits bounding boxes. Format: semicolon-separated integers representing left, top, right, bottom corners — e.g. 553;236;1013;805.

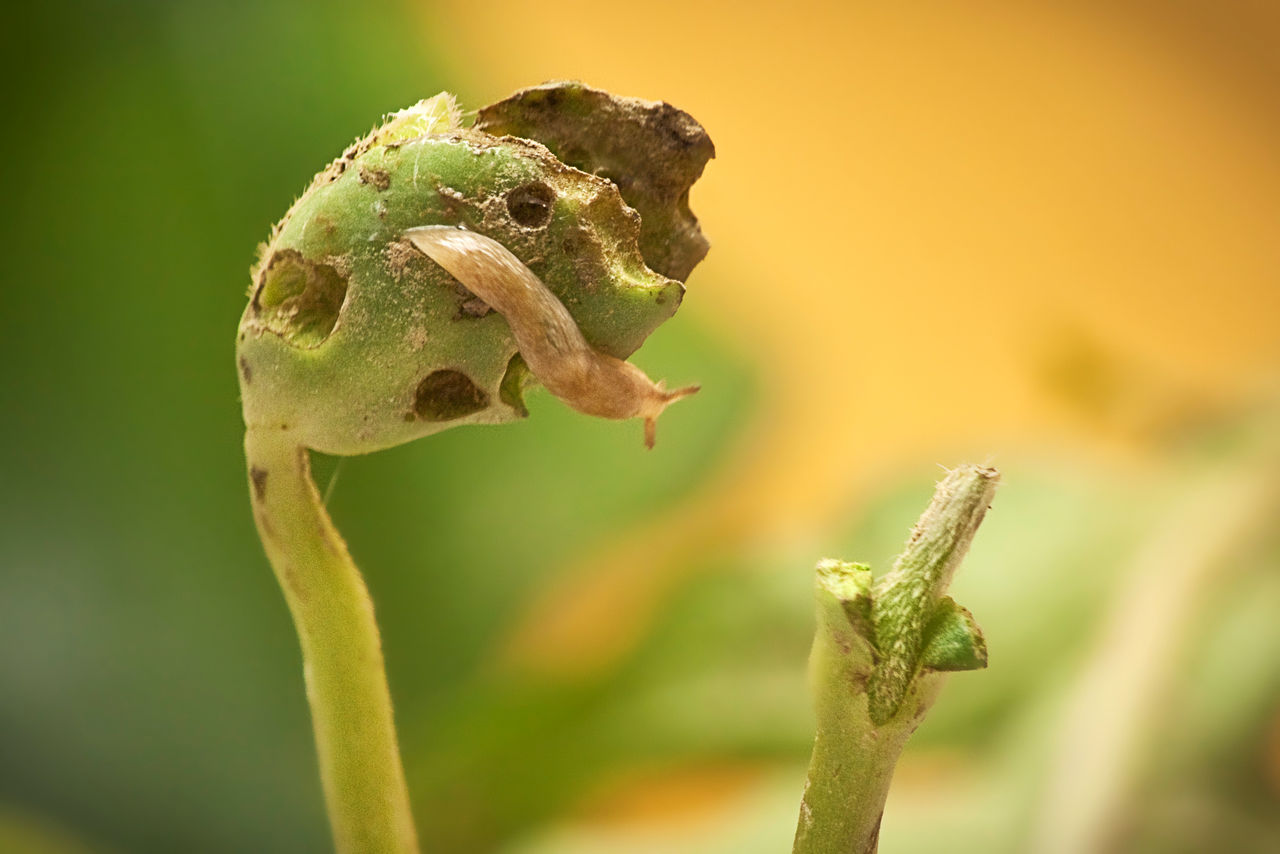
405;226;699;448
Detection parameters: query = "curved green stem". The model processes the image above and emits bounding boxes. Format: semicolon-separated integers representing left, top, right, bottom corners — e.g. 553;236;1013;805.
245;428;419;854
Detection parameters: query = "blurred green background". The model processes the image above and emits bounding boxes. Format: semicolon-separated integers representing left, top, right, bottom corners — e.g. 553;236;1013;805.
2;1;1278;852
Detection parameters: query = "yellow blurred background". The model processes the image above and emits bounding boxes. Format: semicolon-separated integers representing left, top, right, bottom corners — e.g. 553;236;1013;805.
1;1;1276;852
426;2;1280;850
424;0;1280;674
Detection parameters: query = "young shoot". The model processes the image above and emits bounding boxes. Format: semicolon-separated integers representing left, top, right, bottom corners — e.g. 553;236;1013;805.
794;465;998;854
237;83;713;853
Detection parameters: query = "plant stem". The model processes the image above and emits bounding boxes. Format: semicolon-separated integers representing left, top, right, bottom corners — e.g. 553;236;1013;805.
794;466;998;854
794;576;944;854
245;427;419;854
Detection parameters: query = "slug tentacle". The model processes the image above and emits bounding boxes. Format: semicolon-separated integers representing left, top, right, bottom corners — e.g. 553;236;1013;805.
405;226;697;448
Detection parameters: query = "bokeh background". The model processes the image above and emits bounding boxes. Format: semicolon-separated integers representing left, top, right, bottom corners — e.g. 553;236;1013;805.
2;0;1278;852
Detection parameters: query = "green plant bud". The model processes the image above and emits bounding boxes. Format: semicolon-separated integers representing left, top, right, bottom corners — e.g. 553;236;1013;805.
237;89;711;455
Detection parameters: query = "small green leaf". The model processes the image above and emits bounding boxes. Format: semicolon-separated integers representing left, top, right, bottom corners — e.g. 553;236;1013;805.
920;596;988;672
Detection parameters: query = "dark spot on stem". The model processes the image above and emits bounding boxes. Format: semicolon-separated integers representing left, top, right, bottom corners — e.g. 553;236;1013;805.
318;523;339;555
281;563;306;601
250;466;269;501
413;370;489;421
239;356;253;384
506;182;555;228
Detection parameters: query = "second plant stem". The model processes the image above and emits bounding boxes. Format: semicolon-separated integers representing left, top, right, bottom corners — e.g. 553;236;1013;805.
245;427;419;854
794;465;998;854
798;592;945;853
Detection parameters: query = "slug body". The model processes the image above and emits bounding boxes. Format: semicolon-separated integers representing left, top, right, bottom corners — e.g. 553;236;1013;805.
406;226;697;447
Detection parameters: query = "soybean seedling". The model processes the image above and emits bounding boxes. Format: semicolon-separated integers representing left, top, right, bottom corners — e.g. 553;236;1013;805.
237;82;713;853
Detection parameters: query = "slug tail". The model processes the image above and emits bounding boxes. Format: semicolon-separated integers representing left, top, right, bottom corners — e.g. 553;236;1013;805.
642;384;700;449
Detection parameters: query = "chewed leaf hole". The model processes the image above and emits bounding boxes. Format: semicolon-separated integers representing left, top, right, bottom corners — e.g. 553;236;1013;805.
253;249;347;347
506;182;555;228
413;370;489;421
499;352;531;417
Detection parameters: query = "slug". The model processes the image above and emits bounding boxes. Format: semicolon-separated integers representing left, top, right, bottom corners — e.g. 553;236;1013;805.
405;226;698;448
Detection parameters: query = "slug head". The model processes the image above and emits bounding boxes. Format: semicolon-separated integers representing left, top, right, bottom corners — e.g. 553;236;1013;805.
237;89;712;455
